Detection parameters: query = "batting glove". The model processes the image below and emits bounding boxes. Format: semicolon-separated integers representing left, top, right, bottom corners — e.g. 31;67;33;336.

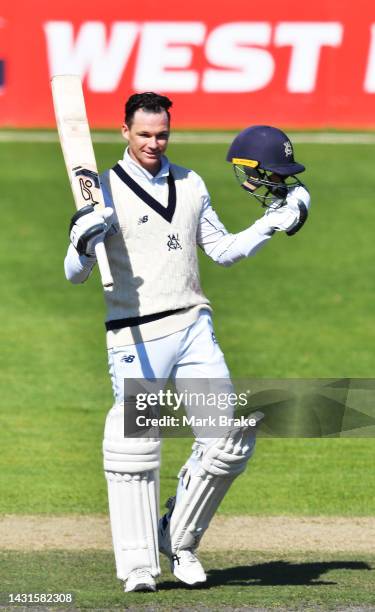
69;204;114;257
254;185;310;236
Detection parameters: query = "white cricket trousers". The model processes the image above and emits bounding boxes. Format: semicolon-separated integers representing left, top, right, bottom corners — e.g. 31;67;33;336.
107;310;231;408
104;310;247;581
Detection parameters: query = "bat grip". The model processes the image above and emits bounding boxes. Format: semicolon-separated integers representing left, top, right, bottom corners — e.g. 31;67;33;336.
94;239;114;291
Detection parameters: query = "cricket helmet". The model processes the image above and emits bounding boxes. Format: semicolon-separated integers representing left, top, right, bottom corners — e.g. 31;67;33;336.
227;125;305;207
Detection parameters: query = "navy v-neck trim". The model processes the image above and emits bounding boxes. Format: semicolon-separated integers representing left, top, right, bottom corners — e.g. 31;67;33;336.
112;163;176;223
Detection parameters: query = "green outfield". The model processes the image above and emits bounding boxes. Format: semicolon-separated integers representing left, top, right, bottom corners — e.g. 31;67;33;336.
1;135;374;609
1;551;374;610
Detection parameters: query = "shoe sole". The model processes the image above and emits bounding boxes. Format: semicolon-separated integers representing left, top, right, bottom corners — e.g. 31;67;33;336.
125;583;156;593
173;573;206;586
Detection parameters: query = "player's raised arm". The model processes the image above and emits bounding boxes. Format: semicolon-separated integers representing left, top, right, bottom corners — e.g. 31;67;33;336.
199;125;310;266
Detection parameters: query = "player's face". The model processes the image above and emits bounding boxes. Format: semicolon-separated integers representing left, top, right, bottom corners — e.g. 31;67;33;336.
242;169;283;191
122;109;170;175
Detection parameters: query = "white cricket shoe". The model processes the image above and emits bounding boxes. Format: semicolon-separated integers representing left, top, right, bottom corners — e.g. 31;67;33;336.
168;550;207;586
124;569;156;592
159;497;206;585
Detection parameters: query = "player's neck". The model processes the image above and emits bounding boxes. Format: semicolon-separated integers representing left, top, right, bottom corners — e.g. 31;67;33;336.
128;149;161;177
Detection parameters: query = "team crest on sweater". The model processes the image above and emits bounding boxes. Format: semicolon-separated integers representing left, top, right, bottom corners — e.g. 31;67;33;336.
167;234;182;250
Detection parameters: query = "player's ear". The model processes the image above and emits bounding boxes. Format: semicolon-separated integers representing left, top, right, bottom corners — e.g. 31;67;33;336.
122;124;130;141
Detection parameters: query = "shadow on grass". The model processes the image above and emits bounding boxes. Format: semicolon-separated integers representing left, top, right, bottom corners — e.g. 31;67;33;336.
159;560;372;590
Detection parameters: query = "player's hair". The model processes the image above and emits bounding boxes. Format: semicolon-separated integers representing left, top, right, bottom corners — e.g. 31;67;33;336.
125;92;173;127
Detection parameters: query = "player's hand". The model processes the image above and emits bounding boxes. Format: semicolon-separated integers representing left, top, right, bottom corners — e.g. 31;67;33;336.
255;185;310;236
69;204;114;257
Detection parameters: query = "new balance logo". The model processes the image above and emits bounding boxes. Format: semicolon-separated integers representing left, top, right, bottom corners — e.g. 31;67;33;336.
121;354;136;363
138;215;149;224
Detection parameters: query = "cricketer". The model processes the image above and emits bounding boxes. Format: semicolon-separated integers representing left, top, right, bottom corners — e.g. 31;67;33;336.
64;92;310;592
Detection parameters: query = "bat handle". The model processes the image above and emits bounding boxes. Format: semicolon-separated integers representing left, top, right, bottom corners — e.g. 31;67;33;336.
94;239;114;291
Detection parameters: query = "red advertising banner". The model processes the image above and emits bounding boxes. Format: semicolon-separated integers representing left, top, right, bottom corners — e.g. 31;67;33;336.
1;1;375;128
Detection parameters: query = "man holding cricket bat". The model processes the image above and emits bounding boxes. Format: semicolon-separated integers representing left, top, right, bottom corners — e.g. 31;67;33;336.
64;92;310;593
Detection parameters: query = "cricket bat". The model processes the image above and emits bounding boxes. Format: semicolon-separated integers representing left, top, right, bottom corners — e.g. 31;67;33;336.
51;74;114;291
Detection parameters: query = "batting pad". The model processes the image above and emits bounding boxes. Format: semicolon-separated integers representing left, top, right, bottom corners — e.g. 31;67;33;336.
159;425;256;555
103;404;160;473
106;471;160;580
103;404;161;580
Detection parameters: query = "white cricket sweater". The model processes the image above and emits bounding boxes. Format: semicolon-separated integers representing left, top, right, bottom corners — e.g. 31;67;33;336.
101;161;210;321
65;149;273;345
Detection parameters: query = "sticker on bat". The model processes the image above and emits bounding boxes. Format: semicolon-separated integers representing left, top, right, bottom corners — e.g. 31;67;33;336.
73;166;100;205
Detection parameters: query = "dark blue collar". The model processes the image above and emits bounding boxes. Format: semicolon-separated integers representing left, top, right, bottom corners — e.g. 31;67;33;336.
112;163;176;223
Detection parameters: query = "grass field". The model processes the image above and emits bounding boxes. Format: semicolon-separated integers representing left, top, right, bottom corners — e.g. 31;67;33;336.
1;551;374;610
0;134;374;609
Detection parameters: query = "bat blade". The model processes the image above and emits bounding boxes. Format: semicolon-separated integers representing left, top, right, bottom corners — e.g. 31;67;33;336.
51;74;113;290
51;74;105;211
